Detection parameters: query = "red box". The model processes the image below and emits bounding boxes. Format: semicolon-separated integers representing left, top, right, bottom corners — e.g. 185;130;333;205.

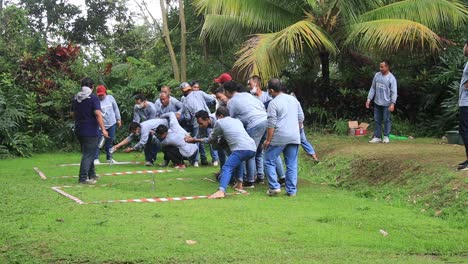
354;128;367;136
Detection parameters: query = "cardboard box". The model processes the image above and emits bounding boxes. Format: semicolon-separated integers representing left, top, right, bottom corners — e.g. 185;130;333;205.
348;121;369;136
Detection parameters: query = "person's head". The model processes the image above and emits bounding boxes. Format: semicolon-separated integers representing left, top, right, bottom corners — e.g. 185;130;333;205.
190;81;200;91
379;60;390;75
129;122;141;135
81;77;94;89
179;82;192;96
159;92;170;106
248;75;261;95
464;40;468;57
134;94;147;109
96;85;107;100
267;78;282;98
195;110;211;128
214;87;228;104
215;106;229;119
155;124;169;140
214;73;232;85
161;85;171;95
223;81;239;99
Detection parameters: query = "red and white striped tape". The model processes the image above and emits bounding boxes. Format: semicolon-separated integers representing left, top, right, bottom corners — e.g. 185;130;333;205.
33;167;47;180
52;169;172;179
51;187;86;205
58;161;145;167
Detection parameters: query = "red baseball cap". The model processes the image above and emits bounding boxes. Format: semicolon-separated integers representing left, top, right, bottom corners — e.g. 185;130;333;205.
96;85;107;96
214;73;232;84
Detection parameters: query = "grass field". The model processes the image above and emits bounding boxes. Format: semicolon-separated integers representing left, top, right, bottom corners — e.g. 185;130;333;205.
0;136;467;263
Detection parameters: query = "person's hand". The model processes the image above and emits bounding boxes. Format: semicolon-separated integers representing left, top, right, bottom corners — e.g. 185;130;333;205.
365;99;370;109
185;136;194;143
176;112;181;120
124;147;133;153
102;130;109;138
464;82;468;90
263;140;270;150
389;103;395;112
117;120;122;128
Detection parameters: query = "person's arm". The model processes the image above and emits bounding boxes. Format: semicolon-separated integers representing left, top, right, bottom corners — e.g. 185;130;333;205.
297;99;305;128
389;76;397;112
174;99;184;114
227;101;236;118
201;91;216;104
206;122;222;144
133;107;141;123
113;136;131;150
148;103;158;119
111;96;122;128
263;103;277;149
366;74;377;109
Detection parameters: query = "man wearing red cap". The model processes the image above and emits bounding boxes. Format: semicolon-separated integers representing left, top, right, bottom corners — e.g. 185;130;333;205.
214;73;232;85
94;85;121;164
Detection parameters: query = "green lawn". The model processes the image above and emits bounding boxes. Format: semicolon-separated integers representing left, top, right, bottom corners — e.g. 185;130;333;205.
0;136;467;263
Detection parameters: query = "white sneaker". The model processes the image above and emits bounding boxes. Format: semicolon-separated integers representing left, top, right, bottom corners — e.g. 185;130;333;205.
368;137;382;144
93;159;101;165
86;178;97;184
266;189;281;196
212;161;219;166
193;162;199;167
382;136;390;144
106;159;117;164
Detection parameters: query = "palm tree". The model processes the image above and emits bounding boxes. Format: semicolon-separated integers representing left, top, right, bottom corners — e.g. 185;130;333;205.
194;0;467;85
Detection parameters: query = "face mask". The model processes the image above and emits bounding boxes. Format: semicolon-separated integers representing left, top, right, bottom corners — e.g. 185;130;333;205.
250;86;257;95
135;103;144;109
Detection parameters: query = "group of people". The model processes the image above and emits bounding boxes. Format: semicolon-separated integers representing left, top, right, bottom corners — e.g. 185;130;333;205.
71;72;321;198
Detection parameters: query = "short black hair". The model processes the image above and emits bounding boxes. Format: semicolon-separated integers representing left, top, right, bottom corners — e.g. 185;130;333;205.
81;77;94;88
249;75;261;84
195;110;210;120
190;80;199;87
214;87;224;94
156;124;168;135
216;106;229;117
135;93;146;101
129;122;141;132
381;59;391;67
223;81;238;93
267;78;282;92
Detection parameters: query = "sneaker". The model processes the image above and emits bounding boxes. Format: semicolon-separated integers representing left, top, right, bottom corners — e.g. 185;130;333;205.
145;161;153;166
106;159;117;164
383;136;390;144
243;182;255;189
93;159;101;165
255;177;265;184
212;161;219;166
286;193;297;197
278;177;286;187
80;178;96;184
193;162;199;167
368;137;382;144
266;189;281;196
457;160;468;171
160;160;169;167
201;159;209;166
174;164;186;169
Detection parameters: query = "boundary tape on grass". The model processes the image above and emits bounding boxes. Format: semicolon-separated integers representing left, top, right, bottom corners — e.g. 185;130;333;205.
58;161;145;167
51;169;173;179
51;185;248;205
33;167;47;180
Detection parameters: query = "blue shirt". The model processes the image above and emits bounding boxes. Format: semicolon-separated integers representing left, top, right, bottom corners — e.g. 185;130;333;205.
72;94;101;137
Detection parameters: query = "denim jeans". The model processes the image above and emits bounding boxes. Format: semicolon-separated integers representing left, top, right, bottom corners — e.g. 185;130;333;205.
245;121;267;183
191;127;199;162
374;103;392;138
264;144;299;195
219;150;256;192
77;136;98;183
144;133;159;163
300;128;315;155
95;124;116;160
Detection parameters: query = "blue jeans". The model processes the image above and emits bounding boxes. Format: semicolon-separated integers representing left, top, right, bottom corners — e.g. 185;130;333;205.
245;121;267;183
374;103;392;138
275;156;285;179
264;144;299;194
191;127;199;162
300;128;315;155
144;133;159;163
77;136;98;183
95;124;116;160
219;150;255;192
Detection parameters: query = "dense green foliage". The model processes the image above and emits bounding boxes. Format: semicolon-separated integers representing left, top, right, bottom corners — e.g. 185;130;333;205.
0;1;467;157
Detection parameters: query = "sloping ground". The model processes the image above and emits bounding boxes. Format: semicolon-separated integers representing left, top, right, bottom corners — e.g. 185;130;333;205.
303;135;467;225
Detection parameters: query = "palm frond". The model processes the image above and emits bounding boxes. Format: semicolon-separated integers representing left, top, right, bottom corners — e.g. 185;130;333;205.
345;19;443;53
333;0;385;21
359;0;468;30
234;19;337;82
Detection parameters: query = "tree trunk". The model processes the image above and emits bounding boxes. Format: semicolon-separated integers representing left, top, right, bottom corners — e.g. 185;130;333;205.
319;52;330;87
0;0;3;12
179;0;187;81
160;0;180;81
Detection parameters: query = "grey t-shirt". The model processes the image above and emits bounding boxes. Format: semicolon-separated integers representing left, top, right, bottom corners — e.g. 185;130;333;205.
367;72;398;107
159;112;198;157
133;101;157;123
180;91;215;128
459;62;468;107
127;118;168;151
208;117;256;152
227;92;267;129
267;93;304;146
154;96;183;116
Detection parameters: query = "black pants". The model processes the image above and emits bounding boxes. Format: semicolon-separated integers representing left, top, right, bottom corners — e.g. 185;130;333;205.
77;136;98;183
163;146;184;165
459;107;468;158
